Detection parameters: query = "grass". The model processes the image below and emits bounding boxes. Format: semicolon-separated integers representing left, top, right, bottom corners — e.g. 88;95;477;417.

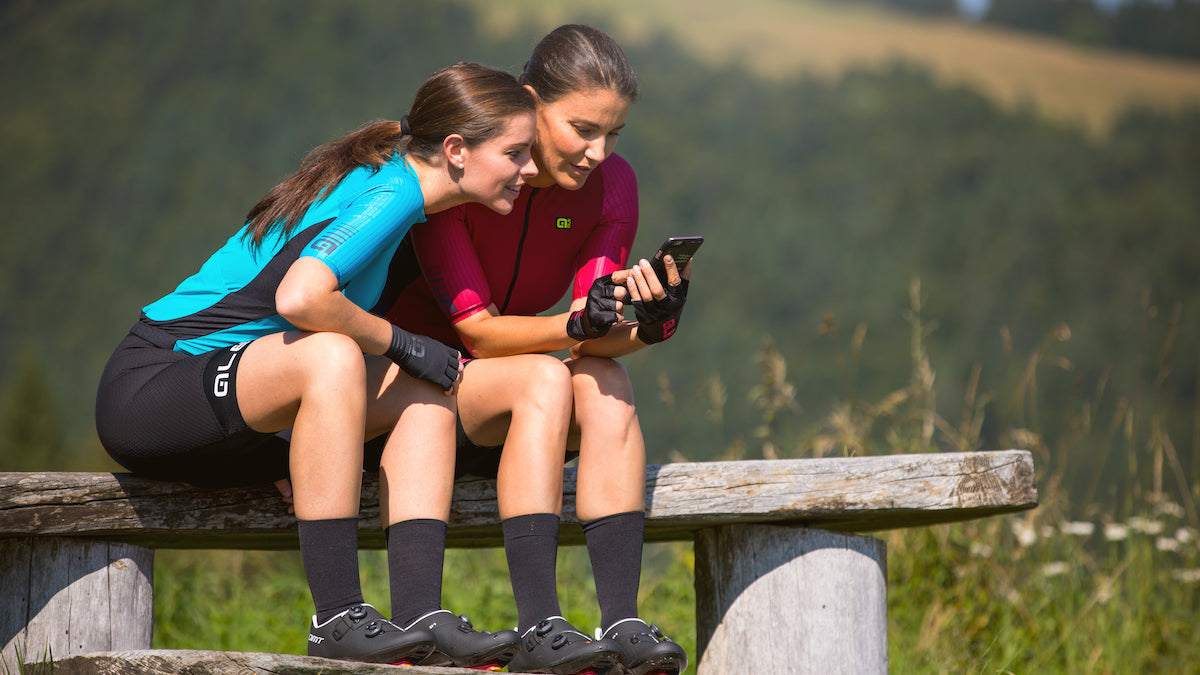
460;0;1200;136
152;279;1200;673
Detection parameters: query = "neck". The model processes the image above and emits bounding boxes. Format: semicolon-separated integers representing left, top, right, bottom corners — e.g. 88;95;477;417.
406;155;465;214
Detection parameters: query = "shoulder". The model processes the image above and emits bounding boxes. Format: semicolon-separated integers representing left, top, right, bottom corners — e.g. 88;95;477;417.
336;158;418;196
598;153;636;182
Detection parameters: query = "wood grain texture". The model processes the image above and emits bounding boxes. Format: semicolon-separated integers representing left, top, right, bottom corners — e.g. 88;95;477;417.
695;525;888;675
1;538;152;672
37;649;490;674
0;451;1037;549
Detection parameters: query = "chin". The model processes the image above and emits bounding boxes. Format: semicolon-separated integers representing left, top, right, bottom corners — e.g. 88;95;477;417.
556;171;588;191
489;199;516;214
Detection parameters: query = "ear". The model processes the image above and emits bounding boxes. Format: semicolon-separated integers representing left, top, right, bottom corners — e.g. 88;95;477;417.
523;84;543;106
443;134;466;170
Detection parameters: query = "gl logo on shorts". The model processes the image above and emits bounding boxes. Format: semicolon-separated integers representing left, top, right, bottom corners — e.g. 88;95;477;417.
556;217;572;230
213;341;250;398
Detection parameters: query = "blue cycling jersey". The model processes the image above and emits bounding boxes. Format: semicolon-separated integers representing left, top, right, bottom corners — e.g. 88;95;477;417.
141;155;425;355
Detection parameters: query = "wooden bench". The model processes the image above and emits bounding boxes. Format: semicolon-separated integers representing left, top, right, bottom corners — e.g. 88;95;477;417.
1;450;1037;674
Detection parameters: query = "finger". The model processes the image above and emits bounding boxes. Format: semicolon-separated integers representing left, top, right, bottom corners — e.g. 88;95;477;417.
630;263;656;301
610;268;631;285
663;254;683;286
638;259;666;299
625;269;644;303
274;478;294;502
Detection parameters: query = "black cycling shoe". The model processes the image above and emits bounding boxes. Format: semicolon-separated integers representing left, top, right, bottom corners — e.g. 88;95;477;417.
507;616;622;674
306;603;435;664
408;609;521;670
598;618;688;675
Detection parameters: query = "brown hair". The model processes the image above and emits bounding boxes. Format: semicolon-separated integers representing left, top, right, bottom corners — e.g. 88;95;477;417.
243;62;534;249
520;24;638;104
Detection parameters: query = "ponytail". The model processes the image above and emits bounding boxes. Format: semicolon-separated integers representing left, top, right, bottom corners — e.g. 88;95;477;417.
242;62;534;250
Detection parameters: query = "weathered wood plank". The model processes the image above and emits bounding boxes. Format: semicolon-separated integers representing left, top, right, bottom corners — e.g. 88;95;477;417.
2;538;153;671
36;649;491;675
0;450;1037;549
695;526;888;674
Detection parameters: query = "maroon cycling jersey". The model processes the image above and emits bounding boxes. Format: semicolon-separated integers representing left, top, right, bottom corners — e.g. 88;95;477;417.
386;154;637;354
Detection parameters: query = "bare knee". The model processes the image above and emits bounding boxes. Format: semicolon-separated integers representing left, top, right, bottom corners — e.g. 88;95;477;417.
512;354;574;415
570;356;634;404
297;332;367;388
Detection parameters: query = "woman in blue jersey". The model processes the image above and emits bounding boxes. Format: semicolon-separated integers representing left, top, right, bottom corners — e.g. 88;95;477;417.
95;63;536;668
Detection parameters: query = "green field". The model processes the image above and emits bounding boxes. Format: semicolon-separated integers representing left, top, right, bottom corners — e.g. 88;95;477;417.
464;0;1200;135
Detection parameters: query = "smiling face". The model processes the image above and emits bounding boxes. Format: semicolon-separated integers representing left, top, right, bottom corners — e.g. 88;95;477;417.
458;112;539;214
526;87;632;190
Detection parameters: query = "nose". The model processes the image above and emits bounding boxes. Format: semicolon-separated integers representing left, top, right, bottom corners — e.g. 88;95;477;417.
583;138;607;164
519;154;539;179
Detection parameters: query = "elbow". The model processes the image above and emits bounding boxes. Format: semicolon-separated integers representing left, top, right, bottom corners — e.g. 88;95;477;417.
275;281;321;328
459;335;498;359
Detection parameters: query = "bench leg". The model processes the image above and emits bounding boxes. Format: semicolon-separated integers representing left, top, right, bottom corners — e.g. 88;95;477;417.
695;525;887;674
1;537;153;670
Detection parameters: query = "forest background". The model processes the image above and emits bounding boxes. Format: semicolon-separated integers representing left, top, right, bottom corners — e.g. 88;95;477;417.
3;0;1200;672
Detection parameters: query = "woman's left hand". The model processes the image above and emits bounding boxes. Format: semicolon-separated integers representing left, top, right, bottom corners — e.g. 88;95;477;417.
274;478;295;514
625;256;691;344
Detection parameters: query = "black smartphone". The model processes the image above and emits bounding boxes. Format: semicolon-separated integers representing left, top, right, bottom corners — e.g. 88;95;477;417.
649;236;704;286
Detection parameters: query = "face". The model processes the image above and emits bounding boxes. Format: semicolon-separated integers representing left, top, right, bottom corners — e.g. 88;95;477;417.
458;113;539;214
527;87;632;190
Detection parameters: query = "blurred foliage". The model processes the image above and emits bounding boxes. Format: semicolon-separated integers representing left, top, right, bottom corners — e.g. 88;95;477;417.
1;0;1198;501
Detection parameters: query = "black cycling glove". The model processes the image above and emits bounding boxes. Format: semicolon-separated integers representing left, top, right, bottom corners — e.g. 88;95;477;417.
566;274;621;341
634;279;689;345
384;325;461;391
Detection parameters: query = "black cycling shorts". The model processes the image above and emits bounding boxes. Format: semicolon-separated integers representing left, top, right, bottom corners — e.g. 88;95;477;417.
95;326;289;487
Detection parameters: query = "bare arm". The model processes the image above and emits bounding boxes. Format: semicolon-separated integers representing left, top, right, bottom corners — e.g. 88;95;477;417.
275;257;394;355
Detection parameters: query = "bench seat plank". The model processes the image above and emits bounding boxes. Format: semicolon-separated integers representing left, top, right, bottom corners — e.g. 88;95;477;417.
34;649;487;674
0;451;1036;550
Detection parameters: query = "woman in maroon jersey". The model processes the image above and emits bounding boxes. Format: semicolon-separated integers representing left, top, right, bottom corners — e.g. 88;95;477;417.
386;25;691;675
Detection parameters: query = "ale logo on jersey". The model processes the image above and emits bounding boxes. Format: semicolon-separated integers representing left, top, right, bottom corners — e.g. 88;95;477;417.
556;217;572;230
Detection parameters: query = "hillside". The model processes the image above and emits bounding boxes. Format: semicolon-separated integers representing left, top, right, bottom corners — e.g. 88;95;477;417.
1;0;1197;490
464;0;1200;135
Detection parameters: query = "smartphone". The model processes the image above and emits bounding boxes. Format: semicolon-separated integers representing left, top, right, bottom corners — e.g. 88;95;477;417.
649;236;704;286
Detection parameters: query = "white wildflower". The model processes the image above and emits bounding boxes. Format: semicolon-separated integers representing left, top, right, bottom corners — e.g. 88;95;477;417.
1128;516;1164;536
1011;519;1037;547
1154;501;1185;519
1060;521;1095;537
1104;523;1129;541
1156;537;1181;553
1041;561;1070;577
969;541;993;558
1171;568;1200;584
1176;528;1197;545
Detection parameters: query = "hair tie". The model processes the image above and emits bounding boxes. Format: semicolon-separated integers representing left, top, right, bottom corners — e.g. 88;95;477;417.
399;115;412;136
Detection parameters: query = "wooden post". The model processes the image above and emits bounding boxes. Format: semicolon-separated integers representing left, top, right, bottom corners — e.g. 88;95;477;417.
1;537;153;670
695;525;888;675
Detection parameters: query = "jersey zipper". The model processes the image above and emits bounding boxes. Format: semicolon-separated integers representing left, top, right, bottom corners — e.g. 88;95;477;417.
499;187;538;314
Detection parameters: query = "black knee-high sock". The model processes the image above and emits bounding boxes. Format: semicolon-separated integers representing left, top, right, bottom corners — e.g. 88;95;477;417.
298;517;364;624
503;513;563;633
387;519;448;627
583;511;645;631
